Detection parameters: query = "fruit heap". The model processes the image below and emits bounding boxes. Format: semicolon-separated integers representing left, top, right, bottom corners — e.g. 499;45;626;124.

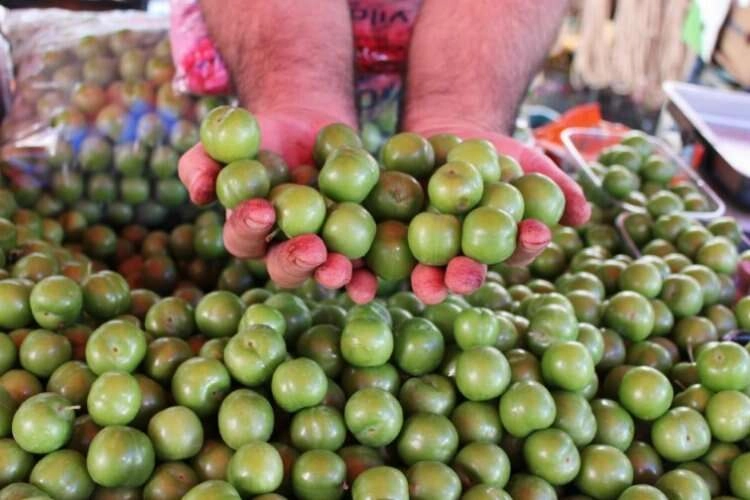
588;131;714;214
4;30;750;494
0;185;263;301
189;105;566;304
622;212;743;273
4;143;750;499
2;30;223;229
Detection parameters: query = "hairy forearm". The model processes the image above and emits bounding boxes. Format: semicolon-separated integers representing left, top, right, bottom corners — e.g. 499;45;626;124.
200;0;356;122
404;0;568;133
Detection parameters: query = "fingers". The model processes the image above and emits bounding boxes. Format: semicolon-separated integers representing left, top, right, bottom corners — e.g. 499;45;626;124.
445;256;487;295
315;253;353;290
517;145;591;227
411;264;448;305
346;269;378;305
266;234;328;289
223;198;276;259
178;143;221;206
181;121;570;303
488;134;590;227
505;219;551;266
408;126;590;227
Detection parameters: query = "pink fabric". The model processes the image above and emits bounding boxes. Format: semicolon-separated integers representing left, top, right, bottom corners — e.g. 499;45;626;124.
170;0;231;94
350;0;421;73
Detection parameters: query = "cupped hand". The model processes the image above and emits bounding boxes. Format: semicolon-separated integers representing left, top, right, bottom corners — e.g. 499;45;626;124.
178;107;373;299
400;122;591;304
179;107;352;206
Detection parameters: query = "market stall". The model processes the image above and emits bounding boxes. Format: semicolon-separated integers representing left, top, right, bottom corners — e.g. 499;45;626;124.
0;1;750;499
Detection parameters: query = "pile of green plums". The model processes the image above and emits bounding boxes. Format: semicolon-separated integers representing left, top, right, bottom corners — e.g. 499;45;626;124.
202;105;567;285
3;168;750;499
590;131;713;214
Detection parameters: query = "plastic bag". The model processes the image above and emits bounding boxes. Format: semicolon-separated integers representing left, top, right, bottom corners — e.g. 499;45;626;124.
350;0;421;74
0;8;222;228
169;0;230;95
352;0;420;150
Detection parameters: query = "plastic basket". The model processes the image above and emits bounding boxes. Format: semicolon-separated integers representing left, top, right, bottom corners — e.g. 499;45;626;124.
561;127;725;220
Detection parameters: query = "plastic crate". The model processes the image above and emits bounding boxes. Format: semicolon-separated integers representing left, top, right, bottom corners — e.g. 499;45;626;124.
561;126;725;221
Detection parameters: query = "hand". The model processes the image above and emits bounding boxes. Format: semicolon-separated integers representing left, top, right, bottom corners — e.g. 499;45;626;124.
178;107;374;300
401;121;591;304
179;107;350;206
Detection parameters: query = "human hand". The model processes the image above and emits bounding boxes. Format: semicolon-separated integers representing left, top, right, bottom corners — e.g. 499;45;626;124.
178;107;370;299
401;121;591;304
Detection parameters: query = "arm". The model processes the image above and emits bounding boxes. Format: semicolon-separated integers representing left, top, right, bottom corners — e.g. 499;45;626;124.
179;1;363;296
200;0;356;125
402;0;588;298
404;0;589;233
404;0;569;134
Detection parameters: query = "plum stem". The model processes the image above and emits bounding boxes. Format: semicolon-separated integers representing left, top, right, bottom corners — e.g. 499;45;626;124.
265;228;281;242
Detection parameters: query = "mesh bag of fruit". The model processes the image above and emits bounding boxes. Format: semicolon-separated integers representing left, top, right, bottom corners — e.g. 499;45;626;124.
0;8;226;229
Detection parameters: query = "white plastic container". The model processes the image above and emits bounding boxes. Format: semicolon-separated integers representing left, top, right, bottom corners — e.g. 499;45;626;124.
561;126;725;220
663;81;750;213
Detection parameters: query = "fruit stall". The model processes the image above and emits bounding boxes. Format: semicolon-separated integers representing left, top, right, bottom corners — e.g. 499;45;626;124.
1;1;750;500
